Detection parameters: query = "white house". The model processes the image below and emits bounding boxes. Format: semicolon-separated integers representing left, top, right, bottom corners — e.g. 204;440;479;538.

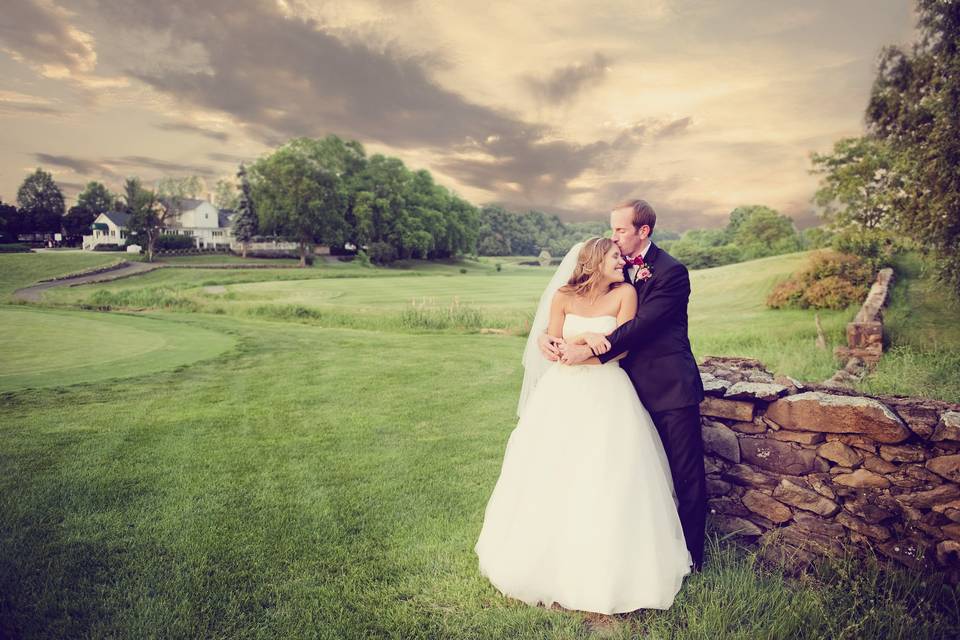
82;211;131;250
164;198;235;248
82;199;236;251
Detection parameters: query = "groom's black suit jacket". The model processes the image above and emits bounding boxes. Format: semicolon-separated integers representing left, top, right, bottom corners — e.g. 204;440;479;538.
597;242;704;413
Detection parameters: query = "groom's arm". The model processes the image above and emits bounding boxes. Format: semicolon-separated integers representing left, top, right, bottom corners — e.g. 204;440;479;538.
596;263;690;363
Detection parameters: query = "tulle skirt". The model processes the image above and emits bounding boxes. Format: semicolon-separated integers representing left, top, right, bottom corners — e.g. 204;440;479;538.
475;362;692;614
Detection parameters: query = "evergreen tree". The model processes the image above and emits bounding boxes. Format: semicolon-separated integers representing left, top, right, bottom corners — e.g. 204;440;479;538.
232;164;259;258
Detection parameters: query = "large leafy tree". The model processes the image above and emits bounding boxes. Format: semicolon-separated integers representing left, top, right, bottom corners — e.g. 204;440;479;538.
250;138;346;267
232;164;259;258
64;181;114;240
728;205;802;259
810;137;906;231
213;178;240;210
16;168;65;234
0;200;17;241
123;177;163;261
863;0;960;293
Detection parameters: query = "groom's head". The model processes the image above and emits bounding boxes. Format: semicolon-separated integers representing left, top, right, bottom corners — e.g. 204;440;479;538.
610;199;655;258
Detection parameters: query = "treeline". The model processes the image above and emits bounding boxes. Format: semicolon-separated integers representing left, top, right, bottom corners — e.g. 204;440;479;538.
658;205;823;270
244;137;479;265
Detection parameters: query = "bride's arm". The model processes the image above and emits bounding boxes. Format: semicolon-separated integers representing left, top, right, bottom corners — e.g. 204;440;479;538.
564;286;637;365
545;291;566;340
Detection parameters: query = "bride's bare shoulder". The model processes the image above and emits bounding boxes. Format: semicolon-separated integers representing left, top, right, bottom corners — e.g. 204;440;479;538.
614;284;637;302
551;289;571;308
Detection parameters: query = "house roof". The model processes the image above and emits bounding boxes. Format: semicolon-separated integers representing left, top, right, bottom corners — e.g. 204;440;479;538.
178;198;207;210
218;210;236;227
101;211;131;227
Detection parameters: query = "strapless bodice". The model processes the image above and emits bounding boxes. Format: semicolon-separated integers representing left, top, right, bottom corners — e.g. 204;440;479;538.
562;314;617;341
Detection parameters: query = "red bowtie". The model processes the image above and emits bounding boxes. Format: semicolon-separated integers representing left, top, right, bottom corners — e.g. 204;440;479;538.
625;255;645;267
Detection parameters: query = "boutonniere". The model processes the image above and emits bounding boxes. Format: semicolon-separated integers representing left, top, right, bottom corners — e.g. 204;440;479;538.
636;264;653;281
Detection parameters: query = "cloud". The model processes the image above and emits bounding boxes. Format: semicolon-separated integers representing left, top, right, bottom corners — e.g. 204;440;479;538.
523;53;611;104
0;91;65;116
32;152;218;180
156;121;230;142
207;152;253;164
34;152;116;176
0;0;97;77
110;156;218;177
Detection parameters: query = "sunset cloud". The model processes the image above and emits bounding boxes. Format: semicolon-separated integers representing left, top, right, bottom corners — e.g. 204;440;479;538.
0;0;917;230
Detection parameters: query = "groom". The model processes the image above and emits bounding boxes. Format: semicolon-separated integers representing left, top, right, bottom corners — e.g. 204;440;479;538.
540;199;707;570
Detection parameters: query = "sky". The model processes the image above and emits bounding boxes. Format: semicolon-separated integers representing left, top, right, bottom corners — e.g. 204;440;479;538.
0;0;917;230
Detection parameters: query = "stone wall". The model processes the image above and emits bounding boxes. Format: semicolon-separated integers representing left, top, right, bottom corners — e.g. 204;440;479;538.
698;356;960;578
834;267;894;367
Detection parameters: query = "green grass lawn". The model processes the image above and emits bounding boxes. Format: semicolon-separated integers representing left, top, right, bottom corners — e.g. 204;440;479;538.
857;253;960;402
0;252;124;300
33;251;849;382
2;251;958;638
0;306;235;392
2;314;955;639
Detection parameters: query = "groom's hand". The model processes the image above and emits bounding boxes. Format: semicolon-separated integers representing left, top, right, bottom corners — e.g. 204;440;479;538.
560;343;593;365
538;333;563;361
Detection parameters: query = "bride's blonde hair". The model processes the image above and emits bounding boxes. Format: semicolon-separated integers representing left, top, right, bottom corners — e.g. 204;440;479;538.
559;237;620;297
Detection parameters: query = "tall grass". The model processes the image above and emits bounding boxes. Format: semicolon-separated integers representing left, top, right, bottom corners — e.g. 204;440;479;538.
858;253;960;401
400;297;485;331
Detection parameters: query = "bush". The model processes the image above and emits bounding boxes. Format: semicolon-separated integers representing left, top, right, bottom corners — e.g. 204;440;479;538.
831;227;898;272
803;275;866;310
766;279;805;309
367;242;398;265
353;250;371;267
92;243;124;251
0;243;32;253
459;268;467;274
766;250;872;310
155;234;195;250
495;263;502;272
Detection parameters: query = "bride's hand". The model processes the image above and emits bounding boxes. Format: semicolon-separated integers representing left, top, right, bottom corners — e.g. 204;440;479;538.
538;333;564;361
574;332;611;354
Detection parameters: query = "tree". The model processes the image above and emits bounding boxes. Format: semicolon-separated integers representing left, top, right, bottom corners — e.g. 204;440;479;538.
729;205;802;259
64;181;114;242
123;178;163;261
0;200;17;241
76;181;113;216
863;0;960;294
16;168;64;234
213;178;240;210
232;164;259;258
810;137;906;231
249;139;346;267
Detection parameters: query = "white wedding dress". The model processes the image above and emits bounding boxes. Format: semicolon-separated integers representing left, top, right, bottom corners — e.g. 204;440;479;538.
475;314;692;614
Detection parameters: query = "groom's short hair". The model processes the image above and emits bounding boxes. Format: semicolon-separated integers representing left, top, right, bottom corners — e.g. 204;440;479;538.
615;199;657;234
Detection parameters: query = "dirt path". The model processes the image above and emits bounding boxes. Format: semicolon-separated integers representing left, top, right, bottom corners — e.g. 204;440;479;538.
12;261;165;303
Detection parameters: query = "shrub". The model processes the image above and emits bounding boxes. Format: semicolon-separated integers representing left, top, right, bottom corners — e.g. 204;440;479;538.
92;243;124;251
766;250;872;310
766;279;806;309
353;250;371;267
0;243;32;253
459;267;467;274
831;227;898;272
155;234;195;250
367;242;397;265
495;263;502;272
803;275;865;310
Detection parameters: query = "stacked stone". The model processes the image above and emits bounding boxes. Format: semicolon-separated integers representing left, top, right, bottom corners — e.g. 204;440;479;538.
697;356;960;578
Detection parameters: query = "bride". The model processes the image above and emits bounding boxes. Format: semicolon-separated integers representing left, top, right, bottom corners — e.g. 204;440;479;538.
475;237;692;615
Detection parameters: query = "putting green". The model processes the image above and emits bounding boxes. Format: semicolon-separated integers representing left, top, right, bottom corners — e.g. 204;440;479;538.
0;306;235;392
